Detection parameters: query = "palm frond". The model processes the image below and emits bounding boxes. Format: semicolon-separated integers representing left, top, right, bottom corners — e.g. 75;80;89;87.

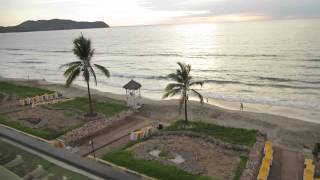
66;68;80;87
168;73;183;83
165;83;183;91
186;64;191;73
191;89;204;104
94;64;110;78
177;62;186;72
162;88;182;99
72;35;94;62
63;63;82;77
60;61;82;69
190;81;204;87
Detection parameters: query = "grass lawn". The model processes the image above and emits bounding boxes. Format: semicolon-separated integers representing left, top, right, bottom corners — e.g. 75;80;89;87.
103;150;212;180
0;116;62;140
165;120;257;147
49;97;128;117
0;139;93;180
233;156;248;180
0;81;53;98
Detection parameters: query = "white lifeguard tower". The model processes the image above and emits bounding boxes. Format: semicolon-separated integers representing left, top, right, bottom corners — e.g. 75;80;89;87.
123;80;143;110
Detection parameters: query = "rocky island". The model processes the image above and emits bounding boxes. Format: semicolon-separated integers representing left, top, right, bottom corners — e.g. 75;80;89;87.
0;19;109;33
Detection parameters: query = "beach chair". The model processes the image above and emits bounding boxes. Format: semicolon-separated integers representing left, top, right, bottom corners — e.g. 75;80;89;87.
19;99;25;106
25;97;31;105
303;169;314;180
146;126;153;132
53;92;57;99
39;95;44;102
136;130;143;139
51;93;55;100
264;140;272;151
262;156;272;167
303;158;315;180
31;97;36;104
53;139;65;148
130;132;137;141
264;146;273;155
43;94;48;101
4;155;24;168
141;128;147;137
265;140;272;147
305;159;313;166
257;166;269;180
265;150;273;162
54;92;59;99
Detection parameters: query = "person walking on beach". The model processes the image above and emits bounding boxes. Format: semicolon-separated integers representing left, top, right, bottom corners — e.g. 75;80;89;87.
240;103;244;111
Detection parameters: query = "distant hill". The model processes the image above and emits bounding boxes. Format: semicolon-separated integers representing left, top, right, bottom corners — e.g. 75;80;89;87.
0;19;109;33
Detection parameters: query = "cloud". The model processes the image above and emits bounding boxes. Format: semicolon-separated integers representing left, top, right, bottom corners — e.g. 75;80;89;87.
1;0;319;26
140;0;320;20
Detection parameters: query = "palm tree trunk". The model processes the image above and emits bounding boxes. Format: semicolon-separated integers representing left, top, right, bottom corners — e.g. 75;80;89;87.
86;80;94;115
184;93;188;123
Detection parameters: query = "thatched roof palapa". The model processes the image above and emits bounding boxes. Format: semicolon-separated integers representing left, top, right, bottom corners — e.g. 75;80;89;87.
123;80;142;90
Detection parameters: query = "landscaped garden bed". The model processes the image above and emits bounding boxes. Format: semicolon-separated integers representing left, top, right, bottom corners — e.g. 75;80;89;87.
102;120;262;180
0;81;129;142
49;97;128;118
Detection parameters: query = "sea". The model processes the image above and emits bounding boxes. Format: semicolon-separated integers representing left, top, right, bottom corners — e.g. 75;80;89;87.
0;19;320;112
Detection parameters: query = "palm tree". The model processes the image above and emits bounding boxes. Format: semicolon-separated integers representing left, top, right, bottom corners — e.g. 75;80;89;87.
61;34;110;116
163;62;204;123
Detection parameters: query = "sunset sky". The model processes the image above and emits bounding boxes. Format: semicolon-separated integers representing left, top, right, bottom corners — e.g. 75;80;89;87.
1;0;320;26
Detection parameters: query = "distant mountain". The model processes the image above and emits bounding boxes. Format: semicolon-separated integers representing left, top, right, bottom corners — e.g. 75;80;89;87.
0;19;109;33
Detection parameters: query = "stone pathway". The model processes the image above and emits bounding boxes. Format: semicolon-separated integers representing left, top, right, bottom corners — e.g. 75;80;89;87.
269;146;304;180
78;115;153;156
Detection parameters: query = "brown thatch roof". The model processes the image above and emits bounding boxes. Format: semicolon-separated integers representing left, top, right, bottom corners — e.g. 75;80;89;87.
123;80;142;90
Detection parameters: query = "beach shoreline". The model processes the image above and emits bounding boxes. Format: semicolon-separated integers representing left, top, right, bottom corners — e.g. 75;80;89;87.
1;76;320;150
1;76;318;124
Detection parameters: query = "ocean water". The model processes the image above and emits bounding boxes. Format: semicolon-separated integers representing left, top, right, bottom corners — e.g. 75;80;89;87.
0;19;320;111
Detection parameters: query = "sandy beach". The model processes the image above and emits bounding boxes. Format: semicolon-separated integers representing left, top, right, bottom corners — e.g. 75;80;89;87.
1;76;320;152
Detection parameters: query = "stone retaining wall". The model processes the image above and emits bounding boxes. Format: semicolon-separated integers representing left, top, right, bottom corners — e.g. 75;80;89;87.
240;133;266;180
61;110;134;146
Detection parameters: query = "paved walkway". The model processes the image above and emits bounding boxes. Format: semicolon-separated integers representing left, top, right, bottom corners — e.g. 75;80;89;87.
95;134;131;157
78;115;153;156
269;147;304;180
0;125;142;180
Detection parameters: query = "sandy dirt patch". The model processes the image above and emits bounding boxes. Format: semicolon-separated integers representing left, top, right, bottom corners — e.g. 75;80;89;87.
5;107;85;131
130;135;241;180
